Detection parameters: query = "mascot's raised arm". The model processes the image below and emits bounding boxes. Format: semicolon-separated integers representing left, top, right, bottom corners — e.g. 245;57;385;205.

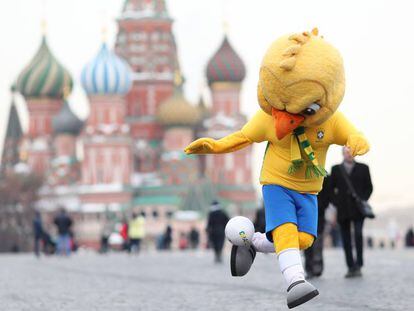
185;28;369;309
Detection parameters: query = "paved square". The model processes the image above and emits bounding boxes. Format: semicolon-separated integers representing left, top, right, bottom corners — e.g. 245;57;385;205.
0;249;413;310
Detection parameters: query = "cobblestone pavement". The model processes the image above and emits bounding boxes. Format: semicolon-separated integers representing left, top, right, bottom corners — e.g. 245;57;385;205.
0;248;413;311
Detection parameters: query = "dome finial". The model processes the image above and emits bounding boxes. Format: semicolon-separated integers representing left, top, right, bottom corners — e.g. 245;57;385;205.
223;20;229;36
41;0;47;35
174;70;183;87
63;85;71;100
101;25;108;42
41;19;47;36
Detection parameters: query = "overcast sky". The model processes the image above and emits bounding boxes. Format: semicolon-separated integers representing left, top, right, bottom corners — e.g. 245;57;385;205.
0;0;413;212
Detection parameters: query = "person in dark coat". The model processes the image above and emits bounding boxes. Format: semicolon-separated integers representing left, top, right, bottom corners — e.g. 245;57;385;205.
189;227;200;249
253;204;266;233
304;175;331;278
206;201;229;263
405;227;414;247
163;225;173;250
330;147;373;277
53;208;73;256
33;210;44;257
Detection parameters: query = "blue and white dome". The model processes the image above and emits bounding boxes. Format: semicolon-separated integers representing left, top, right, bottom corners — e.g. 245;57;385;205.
81;43;132;95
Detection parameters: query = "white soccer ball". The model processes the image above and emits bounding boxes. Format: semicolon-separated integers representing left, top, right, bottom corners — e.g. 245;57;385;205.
225;216;255;246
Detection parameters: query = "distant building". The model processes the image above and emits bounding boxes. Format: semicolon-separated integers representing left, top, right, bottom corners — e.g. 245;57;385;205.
2;0;256;248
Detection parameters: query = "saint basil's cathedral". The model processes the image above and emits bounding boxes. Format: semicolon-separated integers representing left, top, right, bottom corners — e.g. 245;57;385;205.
2;0;256;248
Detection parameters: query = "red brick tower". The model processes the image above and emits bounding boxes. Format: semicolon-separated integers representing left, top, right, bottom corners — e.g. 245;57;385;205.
203;35;256;211
115;0;178;174
15;36;73;176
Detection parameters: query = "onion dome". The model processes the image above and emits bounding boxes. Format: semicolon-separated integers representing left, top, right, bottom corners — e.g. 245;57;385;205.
206;36;246;85
81;43;132;95
52;101;83;135
157;74;200;126
16;37;73;99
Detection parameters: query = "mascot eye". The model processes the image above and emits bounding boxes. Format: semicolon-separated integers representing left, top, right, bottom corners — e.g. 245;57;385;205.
302;103;320;116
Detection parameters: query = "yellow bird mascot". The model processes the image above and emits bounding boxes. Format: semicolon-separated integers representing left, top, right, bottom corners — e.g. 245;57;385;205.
185;28;369;309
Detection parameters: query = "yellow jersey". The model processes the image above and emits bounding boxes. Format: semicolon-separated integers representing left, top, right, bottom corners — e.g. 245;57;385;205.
241;110;358;193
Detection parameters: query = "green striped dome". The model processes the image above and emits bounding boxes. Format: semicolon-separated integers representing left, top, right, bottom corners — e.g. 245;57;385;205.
16;37;73;99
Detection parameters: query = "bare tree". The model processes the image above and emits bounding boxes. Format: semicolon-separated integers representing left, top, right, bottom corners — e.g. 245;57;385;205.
0;172;43;252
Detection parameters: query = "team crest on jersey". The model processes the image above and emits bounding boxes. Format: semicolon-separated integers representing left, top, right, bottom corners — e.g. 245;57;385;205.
316;129;325;141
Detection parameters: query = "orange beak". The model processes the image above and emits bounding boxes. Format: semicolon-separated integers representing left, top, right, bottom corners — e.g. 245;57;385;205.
272;108;305;140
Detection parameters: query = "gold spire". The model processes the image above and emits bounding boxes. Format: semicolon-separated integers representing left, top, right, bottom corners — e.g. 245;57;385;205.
63;86;71;100
41;19;47;35
101;25;108;42
174;70;183;87
41;0;47;35
223;20;229;35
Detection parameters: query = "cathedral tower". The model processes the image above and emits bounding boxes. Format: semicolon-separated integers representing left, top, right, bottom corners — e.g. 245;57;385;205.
50;99;83;185
115;0;179;173
157;74;201;185
204;35;256;210
15;36;73;175
1;86;23;175
80;42;133;209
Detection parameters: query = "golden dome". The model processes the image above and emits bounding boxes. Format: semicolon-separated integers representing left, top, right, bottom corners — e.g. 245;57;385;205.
157;89;201;126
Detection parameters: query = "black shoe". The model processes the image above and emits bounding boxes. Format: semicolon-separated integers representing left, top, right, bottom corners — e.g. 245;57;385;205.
230;245;256;277
345;266;362;278
345;269;355;278
353;267;362;277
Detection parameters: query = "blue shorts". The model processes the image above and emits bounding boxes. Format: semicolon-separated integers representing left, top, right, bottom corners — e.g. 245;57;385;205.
262;185;318;241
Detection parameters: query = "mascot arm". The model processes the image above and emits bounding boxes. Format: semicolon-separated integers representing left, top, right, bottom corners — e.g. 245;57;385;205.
184;110;268;155
333;112;370;156
184;131;252;154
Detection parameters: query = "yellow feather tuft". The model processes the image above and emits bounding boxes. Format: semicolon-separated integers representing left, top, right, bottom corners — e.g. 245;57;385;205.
282;45;301;57
279;57;296;71
288;34;307;44
311;28;319;36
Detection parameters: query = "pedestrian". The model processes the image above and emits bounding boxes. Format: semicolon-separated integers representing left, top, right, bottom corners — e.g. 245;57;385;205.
53;207;73;256
33;210;44;257
253;204;266;233
189;227;200;249
304;176;330;278
162;225;173;250
128;212;145;253
179;232;188;250
206;200;229;263
120;218;129;251
405;227;414;247
42;231;56;254
330;147;373;278
367;236;374;249
100;218;112;253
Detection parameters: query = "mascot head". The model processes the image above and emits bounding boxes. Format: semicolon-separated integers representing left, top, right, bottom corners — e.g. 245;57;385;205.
258;28;345;139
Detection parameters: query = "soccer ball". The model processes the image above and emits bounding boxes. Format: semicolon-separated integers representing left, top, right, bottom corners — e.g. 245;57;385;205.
225;216;255;247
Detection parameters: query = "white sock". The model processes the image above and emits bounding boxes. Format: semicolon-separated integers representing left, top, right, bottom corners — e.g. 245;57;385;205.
277;248;305;287
252;232;275;253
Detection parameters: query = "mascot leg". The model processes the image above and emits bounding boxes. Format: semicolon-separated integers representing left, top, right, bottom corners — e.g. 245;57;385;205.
272;223;319;309
230;231;274;277
226;216;257;277
252;232;276;253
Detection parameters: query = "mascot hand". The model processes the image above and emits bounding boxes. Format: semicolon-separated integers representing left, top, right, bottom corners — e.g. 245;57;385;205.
346;134;370;156
184;138;217;154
